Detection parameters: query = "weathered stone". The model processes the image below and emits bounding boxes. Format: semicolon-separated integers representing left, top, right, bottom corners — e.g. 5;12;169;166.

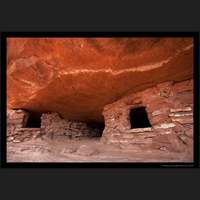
159;146;168;151
8;118;24;124
106;139;120;144
172;79;193;94
76;145;99;156
150;115;171;125
121;134;135;139
126;127;152;133
40;112;98;138
152;134;186;152
183;125;193;138
12;139;21;143
154;123;176;129
170;107;192;113
152;110;162;116
169;112;193;117
130;138;153;144
178;134;192;145
171;116;193;124
7;136;14;142
159;129;174;135
62;147;77;154
160;87;172;98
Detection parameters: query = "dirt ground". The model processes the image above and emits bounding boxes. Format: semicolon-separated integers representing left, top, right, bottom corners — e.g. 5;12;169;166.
7;135;193;163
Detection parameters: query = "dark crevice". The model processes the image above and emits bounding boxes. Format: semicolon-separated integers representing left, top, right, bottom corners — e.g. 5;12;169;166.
87;121;105;137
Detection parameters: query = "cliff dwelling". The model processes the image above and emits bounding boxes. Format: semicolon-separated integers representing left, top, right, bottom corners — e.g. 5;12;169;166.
6;37;194;163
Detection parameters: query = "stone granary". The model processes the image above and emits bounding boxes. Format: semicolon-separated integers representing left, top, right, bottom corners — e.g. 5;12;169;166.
102;79;193;152
6;38;194;161
7;110;102;142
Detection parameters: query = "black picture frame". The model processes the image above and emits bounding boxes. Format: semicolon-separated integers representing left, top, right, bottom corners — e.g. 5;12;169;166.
1;32;199;168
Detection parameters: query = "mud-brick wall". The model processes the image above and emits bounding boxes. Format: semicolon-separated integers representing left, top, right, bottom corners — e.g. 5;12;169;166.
41;112;99;138
102;79;193;152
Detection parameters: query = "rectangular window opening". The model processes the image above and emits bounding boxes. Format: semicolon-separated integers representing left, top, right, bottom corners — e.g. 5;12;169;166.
129;107;152;129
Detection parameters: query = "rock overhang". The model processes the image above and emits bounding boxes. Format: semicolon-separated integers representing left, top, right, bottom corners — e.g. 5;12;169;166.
7;38;193;122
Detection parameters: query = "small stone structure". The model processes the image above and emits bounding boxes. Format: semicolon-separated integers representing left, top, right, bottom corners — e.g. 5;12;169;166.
40;112;101;138
101;79;193;152
7;79;193;153
7;109;42;142
7;111;101;142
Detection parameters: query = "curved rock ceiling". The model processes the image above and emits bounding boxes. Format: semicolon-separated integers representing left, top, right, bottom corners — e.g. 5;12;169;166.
7;38;193;122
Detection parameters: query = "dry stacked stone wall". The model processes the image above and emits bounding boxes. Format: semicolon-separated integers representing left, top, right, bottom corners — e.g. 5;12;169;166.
7;109;43;142
41;112;100;138
7;111;100;142
101;79;193;153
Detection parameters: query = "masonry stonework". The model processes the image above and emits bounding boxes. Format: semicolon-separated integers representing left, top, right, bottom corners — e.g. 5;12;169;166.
7;79;193;153
40;112;100;139
7;111;100;142
101;79;193;153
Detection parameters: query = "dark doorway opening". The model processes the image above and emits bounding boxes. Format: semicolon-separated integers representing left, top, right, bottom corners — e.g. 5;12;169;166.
26;113;41;128
130;107;151;129
87;121;105;137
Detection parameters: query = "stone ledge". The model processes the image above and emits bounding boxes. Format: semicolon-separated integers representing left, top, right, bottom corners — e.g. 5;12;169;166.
170;107;192;113
169;112;193;117
154;123;176;129
126;127;152;133
120;132;156;139
17;128;42;131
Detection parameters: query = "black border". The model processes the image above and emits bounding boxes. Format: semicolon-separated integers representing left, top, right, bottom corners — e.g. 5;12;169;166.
0;32;199;168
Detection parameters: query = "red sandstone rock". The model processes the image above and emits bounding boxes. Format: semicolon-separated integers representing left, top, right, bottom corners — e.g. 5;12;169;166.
152;134;187;152
7;38;194;157
101;79;193;152
76;145;99;156
7;38;193;122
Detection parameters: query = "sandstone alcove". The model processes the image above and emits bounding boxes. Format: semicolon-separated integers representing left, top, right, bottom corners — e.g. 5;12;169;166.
6;37;194;163
129;107;151;129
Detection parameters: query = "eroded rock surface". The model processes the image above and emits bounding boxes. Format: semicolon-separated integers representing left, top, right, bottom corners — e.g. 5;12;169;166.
7;38;193;122
7;138;193;162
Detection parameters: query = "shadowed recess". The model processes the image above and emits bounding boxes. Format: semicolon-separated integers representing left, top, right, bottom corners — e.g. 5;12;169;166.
26;113;41;128
130;107;152;129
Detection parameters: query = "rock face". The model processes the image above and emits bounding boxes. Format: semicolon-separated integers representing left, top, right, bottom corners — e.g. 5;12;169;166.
7;38;193;122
